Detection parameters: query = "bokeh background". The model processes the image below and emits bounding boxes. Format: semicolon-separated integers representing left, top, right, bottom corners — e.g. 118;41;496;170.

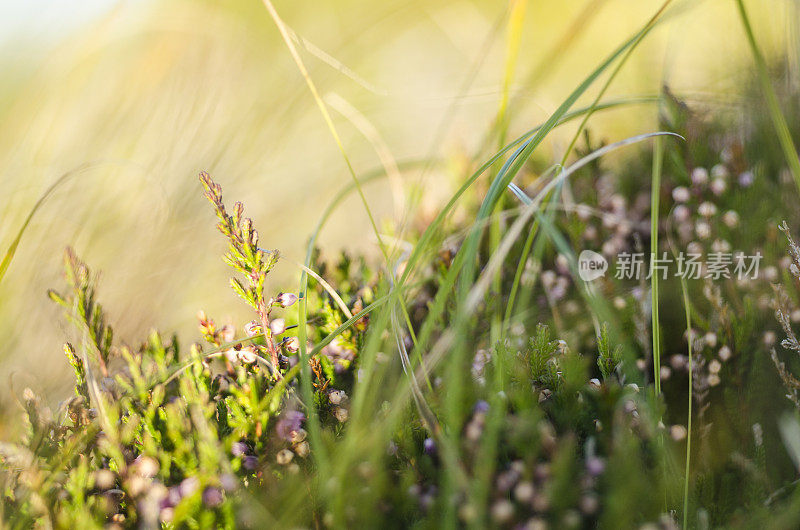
0;0;794;434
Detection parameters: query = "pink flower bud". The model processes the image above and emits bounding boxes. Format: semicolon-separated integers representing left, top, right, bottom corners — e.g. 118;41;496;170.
244;320;262;337
269;318;286;335
223;348;238;363
219;324;235;343
285;337;300;353
238;345;258;364
276;292;298;308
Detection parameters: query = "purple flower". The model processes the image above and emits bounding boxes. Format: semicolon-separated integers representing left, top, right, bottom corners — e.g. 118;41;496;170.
276;410;305;441
163;487;181;509
423;437;436;456
586;456;605;477
243;456;259;471
231;442;248;457
202;486;223;508
220;474;238;492
474;400;490;414
179;477;199;497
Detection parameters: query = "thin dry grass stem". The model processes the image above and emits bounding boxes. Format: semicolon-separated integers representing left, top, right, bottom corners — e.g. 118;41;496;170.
325;93;406;221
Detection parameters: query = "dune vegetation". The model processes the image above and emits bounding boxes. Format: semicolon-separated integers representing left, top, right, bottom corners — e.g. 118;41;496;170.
3;0;800;528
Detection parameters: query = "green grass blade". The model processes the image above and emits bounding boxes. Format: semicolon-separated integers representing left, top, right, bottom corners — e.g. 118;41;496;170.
651;135;664;396
735;0;800;195
680;274;693;529
0;168;85;285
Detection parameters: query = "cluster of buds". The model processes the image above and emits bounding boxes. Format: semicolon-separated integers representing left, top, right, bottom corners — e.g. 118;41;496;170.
200;172;300;377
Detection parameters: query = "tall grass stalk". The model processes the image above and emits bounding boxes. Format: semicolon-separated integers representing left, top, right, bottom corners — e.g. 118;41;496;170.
735;0;800;196
651;135;664;396
680;275;693;529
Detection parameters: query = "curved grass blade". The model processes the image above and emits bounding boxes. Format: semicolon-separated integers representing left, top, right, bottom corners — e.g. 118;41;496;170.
735;0;800;195
0;167;88;285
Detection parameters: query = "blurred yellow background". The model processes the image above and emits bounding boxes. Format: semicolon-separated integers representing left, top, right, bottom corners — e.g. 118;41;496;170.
0;0;792;432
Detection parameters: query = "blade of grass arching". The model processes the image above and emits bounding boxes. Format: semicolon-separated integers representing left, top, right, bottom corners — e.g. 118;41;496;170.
395;6;508;246
285;260;352;319
473;132;682;327
472;0;608;172
442;25;674;515
261;1;437;427
489;0;528;364
548;0;671;224
497;0;527;147
262;0;417;474
453;132;681;526
679;274;693;529
513;0;610;101
286;27;388;96
398;95;660;290
325;93;405;222
651;135;664;396
406;98;663;405
0;167;86;285
459;1;674;308
260;0;386;261
501;165;561;340
323;94;429;387
735;0;800;195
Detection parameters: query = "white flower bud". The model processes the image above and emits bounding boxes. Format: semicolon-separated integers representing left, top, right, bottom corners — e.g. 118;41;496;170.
691;167;709;185
276;292;298;308
269;318;286;335
672;186;691;203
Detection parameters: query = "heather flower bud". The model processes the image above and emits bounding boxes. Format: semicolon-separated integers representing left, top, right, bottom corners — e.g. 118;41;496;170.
691;167;709;185
220;474;237;492
202;487;223;508
276;292;298;308
473;400;489;414
276;449;294;465
133;456;159;478
244;320;262;337
238;345;258;364
180;477;199;497
94;469;116;490
219;324;235;343
276;410;305;441
231;442;248;457
295;441;310;458
490;500;514;524
333;406;349;423
672;186;690;203
269;318;286;335
328;389;346;405
223;348;238;363
514;481;535;503
670;424;687;441
710;178;727;195
722;210;739;228
290;428;307;444
586;457;605;477
285;337;300;353
242;456;259;471
698;201;717;217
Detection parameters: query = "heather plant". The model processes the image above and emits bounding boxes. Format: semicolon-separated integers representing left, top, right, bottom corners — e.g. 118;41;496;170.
0;174;364;528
